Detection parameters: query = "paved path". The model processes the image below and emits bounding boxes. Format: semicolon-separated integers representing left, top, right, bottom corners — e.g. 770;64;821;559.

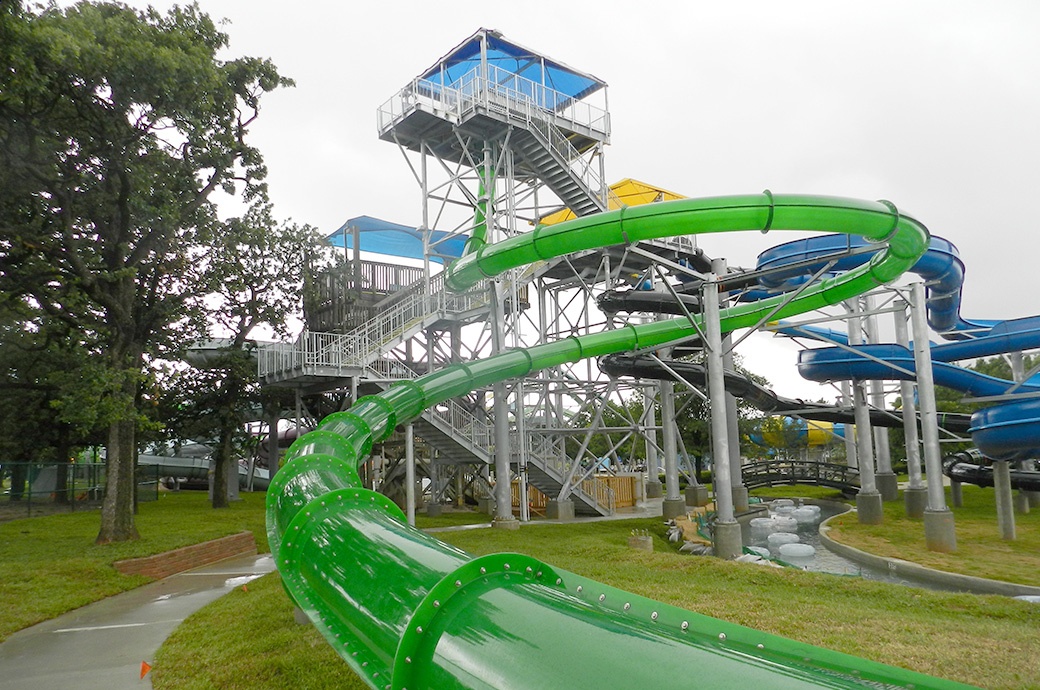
0;553;274;690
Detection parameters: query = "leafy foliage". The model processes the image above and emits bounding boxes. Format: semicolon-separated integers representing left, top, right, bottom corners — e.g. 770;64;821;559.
0;2;291;540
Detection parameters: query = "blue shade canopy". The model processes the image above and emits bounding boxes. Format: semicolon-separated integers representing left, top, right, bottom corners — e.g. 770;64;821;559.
419;28;606;110
326;216;467;264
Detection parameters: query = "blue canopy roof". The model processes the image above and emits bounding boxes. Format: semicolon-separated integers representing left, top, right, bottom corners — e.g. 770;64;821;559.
326;216;467;264
420;28;606;110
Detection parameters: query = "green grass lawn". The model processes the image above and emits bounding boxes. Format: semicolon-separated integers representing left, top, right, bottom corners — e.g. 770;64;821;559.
414;506;496;529
154;513;1040;690
827;484;1040;587
6;484;1040;689
0;490;269;643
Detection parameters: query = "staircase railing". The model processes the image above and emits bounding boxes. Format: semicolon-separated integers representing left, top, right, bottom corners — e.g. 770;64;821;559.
366;359;493;456
261;259;547;382
366;359;611;514
523;117;606;213
526;431;615;514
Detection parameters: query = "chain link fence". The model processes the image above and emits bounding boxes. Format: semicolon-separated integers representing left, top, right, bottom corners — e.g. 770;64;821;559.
0;462;161;520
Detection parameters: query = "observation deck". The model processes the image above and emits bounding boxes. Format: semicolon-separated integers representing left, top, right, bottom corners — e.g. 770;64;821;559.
377;28;611;217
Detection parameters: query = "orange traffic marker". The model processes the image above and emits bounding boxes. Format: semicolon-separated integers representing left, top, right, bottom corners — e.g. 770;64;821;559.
140;661;152;679
242;584;249;593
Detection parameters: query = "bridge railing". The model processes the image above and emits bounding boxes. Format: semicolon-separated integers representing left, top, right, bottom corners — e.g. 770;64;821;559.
742;459;860;492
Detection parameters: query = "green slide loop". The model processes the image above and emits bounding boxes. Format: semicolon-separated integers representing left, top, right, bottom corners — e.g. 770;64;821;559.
269;195;977;689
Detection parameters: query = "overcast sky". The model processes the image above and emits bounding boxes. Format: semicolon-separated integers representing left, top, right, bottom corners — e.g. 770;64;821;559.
115;0;1040;400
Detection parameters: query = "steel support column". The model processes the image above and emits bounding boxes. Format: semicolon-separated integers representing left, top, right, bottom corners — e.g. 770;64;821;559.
894;300;927;518
848;298;883;524
909;282;956;551
705;274;741;558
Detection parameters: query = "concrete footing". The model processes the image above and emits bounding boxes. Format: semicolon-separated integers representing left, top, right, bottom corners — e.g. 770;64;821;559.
924;508;957;552
856;490;884;524
627;535;653;552
713;520;743;560
1028;491;1040;508
875;472;899;502
904;486;928;519
994;460;1016;540
425;503;443;517
477;497;494;515
492;516;521;530
685;485;710;507
1016;492;1032;514
731;485;749;513
662;497;687;519
546;499;575;521
293;606;310;626
645;480;663;499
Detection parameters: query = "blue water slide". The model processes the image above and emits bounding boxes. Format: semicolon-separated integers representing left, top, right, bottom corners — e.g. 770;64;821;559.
798;339;1040;461
752;232;1040;461
753;234;994;338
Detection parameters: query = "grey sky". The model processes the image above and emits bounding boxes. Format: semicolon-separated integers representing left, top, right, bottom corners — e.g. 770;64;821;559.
115;0;1040;399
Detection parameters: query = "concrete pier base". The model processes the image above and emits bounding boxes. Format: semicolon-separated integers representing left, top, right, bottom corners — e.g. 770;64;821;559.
1016;492;1032;514
993;461;1016;540
875;472;899;502
856;490;884;525
425;503;443;517
645;480;663;499
713;520;743;560
904;486;928;519
924;508;957;552
627;535;653;552
546;499;575;521
731;485;749;513
492;516;520;530
662;498;687;520
685;485;710;507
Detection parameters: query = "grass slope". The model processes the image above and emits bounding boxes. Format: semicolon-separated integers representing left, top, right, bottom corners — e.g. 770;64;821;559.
828;485;1040;587
0;491;268;643
155;510;1039;690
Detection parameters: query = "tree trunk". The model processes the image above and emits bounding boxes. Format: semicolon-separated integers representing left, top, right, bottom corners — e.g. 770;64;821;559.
96;419;140;543
54;438;71;505
212;429;231;509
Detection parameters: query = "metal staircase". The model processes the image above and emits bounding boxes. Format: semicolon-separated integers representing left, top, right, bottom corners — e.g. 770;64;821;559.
362;361;613;516
258;270;489;386
265;36;622;516
513;126;605;218
378;62;610;221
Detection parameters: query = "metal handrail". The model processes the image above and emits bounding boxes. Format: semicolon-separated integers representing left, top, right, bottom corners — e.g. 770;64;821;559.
366;359;612;514
377;67;608;212
377;66;609;140
741;459;860;491
525;430;615;514
367;359;494;455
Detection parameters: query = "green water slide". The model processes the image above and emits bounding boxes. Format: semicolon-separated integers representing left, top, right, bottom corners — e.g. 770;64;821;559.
267;193;975;689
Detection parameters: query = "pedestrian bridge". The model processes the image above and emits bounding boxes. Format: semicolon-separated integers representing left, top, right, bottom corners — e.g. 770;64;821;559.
742;460;860;494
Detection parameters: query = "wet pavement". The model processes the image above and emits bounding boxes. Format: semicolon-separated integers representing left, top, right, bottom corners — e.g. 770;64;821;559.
0;552;274;690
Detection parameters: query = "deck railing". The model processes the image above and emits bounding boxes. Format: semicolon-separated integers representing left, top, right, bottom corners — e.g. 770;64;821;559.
378;66;609;141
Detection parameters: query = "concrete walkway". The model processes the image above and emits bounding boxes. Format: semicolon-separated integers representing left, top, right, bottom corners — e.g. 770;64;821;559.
0;552;274;690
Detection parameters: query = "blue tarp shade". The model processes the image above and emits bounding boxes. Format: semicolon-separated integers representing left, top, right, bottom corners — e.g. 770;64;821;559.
326;216;467;264
419;29;605;111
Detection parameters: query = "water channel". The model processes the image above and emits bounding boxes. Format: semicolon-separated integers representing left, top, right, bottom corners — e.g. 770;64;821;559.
740;499;950;591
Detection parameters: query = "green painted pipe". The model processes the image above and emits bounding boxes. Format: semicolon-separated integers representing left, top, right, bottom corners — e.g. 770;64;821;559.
268;194;976;689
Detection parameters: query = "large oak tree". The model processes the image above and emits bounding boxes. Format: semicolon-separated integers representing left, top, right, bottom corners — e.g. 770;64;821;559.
0;1;291;542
